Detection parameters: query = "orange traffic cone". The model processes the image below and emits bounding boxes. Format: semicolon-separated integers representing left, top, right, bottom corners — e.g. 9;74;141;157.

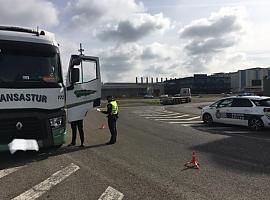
184;151;200;169
99;123;107;129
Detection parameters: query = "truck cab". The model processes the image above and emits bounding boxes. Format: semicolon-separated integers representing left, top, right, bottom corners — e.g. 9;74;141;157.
0;26;101;151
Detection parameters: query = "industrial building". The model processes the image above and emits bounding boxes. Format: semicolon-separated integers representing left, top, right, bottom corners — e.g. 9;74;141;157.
229;67;270;93
101;78;164;99
164;74;231;95
264;77;270;96
101;67;270;98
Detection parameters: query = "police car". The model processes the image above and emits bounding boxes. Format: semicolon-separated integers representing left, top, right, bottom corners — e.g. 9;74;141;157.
201;96;270;130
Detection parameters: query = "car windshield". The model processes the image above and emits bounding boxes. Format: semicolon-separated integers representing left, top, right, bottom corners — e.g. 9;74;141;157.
210;100;221;107
252;99;270;107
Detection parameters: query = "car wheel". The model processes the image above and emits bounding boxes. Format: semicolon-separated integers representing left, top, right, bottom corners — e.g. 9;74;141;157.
248;118;264;131
203;113;213;125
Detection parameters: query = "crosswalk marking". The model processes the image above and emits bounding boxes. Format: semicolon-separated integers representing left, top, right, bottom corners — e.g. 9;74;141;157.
154;115;191;120
156;116;200;121
0;166;25;179
173;116;200;121
98;186;124;200
134;108;203;127
147;114;188;119
140;112;178;117
169;121;202;124
12;163;80;200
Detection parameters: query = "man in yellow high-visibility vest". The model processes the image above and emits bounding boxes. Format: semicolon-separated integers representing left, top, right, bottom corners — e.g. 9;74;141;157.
101;96;119;145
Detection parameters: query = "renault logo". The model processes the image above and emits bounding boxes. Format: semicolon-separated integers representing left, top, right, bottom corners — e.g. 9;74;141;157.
16;122;23;130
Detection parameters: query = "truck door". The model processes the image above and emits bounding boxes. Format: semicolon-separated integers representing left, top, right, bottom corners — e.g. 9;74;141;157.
66;55;101;122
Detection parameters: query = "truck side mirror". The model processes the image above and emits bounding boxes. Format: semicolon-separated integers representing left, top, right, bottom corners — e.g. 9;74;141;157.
71;68;80;83
71;56;81;66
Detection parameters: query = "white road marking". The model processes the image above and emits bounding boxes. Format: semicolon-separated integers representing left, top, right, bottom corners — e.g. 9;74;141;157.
177;116;200;121
182;123;199;127
140;112;178;117
0;166;25;179
154;115;191;120
147;114;188;119
98;186;124;200
168;120;203;124
159;110;175;113
12;163;80;200
158;116;200;122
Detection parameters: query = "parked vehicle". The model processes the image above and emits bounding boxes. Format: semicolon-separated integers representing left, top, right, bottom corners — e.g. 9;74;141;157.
144;94;154;99
160;88;191;105
0;26;101;151
201;96;270;130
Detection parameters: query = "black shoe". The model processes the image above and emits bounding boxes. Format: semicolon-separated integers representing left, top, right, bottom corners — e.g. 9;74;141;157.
68;143;75;147
79;144;85;148
106;141;115;145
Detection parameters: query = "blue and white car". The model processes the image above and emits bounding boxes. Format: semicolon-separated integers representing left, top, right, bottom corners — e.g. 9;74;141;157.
201;96;270;130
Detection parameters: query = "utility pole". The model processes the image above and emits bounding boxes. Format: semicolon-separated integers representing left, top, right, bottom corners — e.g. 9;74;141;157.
78;43;84;82
78;43;84;55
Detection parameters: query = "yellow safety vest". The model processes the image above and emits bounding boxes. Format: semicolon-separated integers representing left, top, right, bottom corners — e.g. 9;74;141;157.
109;100;118;115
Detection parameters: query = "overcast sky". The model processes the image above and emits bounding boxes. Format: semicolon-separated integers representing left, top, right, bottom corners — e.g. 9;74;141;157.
1;0;269;82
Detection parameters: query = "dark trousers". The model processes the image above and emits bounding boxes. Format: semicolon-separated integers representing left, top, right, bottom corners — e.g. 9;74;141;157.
71;120;84;145
108;116;118;143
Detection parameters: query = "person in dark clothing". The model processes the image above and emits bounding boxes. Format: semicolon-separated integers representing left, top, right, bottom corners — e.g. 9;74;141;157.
68;120;85;147
101;96;118;145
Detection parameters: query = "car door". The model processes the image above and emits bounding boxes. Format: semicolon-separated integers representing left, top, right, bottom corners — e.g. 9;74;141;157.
66;55;101;122
215;98;234;124
229;98;254;126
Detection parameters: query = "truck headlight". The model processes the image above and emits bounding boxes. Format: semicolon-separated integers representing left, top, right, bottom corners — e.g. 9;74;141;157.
50;117;63;129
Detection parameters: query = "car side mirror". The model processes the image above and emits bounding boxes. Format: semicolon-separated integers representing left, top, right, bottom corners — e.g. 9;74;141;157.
71;68;80;83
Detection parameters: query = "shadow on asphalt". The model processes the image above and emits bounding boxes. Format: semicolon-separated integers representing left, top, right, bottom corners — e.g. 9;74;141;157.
193;123;270;139
190;125;270;173
0;143;107;170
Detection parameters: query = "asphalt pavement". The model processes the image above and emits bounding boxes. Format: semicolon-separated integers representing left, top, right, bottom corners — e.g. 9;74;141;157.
1;102;270;199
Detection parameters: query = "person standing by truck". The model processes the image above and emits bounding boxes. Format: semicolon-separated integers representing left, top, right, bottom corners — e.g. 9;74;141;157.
68;120;85;147
101;96;119;145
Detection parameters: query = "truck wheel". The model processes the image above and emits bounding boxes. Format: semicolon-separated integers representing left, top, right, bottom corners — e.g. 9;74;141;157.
248;118;264;131
203;113;213;125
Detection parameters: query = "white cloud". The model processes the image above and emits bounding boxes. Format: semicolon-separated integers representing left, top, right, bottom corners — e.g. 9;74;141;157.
97;13;171;43
97;42;182;82
65;0;144;30
179;7;245;39
0;0;59;28
179;7;248;72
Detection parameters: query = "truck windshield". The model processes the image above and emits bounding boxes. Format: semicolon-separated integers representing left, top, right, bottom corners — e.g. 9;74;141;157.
0;53;61;83
0;40;62;86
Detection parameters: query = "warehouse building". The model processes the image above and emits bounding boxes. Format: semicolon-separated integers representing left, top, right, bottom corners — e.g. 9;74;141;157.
164;74;231;95
263;77;270;96
101;78;165;98
229;67;270;93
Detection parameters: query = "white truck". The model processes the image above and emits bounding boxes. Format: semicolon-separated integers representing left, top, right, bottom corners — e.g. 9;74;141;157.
160;88;191;105
0;26;101;151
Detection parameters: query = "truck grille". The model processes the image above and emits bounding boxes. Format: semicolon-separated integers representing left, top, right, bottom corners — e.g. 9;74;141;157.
0;117;45;144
